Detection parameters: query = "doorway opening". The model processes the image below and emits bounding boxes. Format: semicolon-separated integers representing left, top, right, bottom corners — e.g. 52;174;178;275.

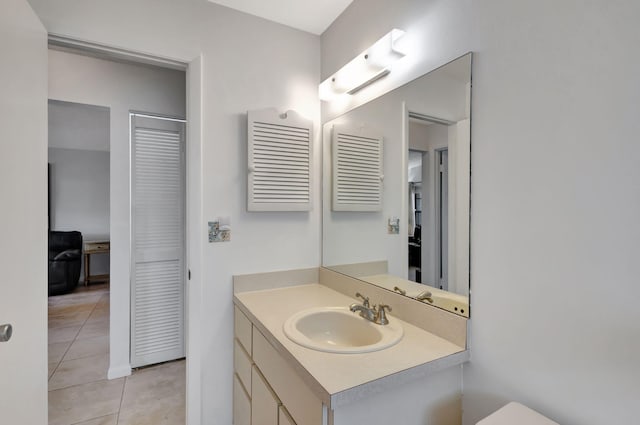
47;43;189;425
407;112;454;290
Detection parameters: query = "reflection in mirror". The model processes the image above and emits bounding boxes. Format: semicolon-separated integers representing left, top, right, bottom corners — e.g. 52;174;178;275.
322;53;471;318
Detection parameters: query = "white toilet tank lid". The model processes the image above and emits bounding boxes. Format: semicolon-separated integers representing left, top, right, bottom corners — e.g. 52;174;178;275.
477;402;558;425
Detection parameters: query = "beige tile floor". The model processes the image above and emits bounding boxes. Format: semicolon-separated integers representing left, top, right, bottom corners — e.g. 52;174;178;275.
48;283;185;425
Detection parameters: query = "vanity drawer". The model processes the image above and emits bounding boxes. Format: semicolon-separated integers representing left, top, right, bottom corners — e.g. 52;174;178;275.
234;373;251;425
235;306;253;354
279;406;296;425
234;338;252;395
252;329;323;425
252;365;279;425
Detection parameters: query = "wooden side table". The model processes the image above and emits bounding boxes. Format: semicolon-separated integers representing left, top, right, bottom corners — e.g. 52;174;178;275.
84;241;110;285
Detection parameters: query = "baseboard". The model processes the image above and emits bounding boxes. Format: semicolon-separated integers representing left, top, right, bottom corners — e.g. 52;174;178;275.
107;363;132;380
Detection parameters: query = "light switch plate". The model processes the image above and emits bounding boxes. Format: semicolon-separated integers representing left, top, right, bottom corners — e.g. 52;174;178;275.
388;217;400;234
209;217;231;242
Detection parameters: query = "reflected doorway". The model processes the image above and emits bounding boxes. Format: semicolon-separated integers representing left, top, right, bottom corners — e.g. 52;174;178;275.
407;114;453;289
408;149;424;283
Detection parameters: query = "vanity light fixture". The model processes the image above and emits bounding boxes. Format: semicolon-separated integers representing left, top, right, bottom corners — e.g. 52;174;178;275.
319;29;407;101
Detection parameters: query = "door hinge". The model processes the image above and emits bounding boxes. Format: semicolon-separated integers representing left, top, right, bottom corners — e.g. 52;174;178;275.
188;269;191;280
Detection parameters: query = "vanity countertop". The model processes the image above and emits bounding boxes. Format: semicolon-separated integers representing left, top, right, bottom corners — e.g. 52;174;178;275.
234;282;468;408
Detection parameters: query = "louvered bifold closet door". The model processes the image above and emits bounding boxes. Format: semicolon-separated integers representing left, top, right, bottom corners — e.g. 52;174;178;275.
131;114;186;368
248;108;313;211
332;125;384;211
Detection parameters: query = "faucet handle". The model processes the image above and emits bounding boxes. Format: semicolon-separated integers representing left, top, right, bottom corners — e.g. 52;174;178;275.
355;292;370;308
376;304;392;325
393;286;406;296
416;290;433;303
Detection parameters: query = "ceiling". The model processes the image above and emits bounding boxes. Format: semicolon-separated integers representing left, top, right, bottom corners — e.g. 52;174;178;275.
206;0;353;35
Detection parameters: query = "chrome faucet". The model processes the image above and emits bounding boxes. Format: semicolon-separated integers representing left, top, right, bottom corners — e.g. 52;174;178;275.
375;304;392;325
355;292;370;308
349;293;393;325
415;290;433;303
349;302;377;322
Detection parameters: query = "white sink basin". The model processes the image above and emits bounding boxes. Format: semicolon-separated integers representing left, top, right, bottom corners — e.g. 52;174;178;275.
283;307;403;353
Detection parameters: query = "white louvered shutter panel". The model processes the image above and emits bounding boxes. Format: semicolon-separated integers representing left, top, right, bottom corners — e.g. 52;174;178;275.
131;114;185;368
332;125;384;212
248;109;313;211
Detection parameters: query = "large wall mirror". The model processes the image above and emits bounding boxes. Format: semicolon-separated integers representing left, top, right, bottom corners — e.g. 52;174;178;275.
322;53;472;318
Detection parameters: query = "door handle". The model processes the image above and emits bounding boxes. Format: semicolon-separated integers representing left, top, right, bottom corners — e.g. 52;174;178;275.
0;324;13;342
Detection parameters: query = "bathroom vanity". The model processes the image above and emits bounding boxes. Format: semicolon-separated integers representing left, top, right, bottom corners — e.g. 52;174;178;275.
234;53;473;425
233;268;468;425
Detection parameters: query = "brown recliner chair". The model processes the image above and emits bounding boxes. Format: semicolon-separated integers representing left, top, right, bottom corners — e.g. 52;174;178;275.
48;231;82;296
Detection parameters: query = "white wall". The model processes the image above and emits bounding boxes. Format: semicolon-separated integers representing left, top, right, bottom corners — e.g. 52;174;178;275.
28;2;321;424
48;147;110;276
465;2;639;423
0;1;48;423
410;121;448;152
47;49;186;380
322;1;640;424
407;149;423;183
48;100;110;151
48;99;111;277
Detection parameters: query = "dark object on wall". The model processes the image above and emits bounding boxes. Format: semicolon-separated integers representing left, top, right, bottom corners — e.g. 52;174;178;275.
48;231;82;296
409;225;421;268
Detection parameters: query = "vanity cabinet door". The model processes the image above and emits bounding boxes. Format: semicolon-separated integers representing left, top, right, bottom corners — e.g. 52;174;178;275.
252;329;323;425
234;373;251;425
235;307;253;354
278;406;296;425
235;339;252;395
252;365;279;425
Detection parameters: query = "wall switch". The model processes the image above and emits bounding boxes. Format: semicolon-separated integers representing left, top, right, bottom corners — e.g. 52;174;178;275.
208;217;231;242
388;217;400;234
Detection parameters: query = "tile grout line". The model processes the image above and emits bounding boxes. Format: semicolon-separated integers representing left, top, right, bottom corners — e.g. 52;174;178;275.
49;377;114;393
49;293;100;383
116;374;128;424
48;288;108;386
49;286;130;425
49;286;183;424
69;413;115;425
48;312;89;382
49;290;120;424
